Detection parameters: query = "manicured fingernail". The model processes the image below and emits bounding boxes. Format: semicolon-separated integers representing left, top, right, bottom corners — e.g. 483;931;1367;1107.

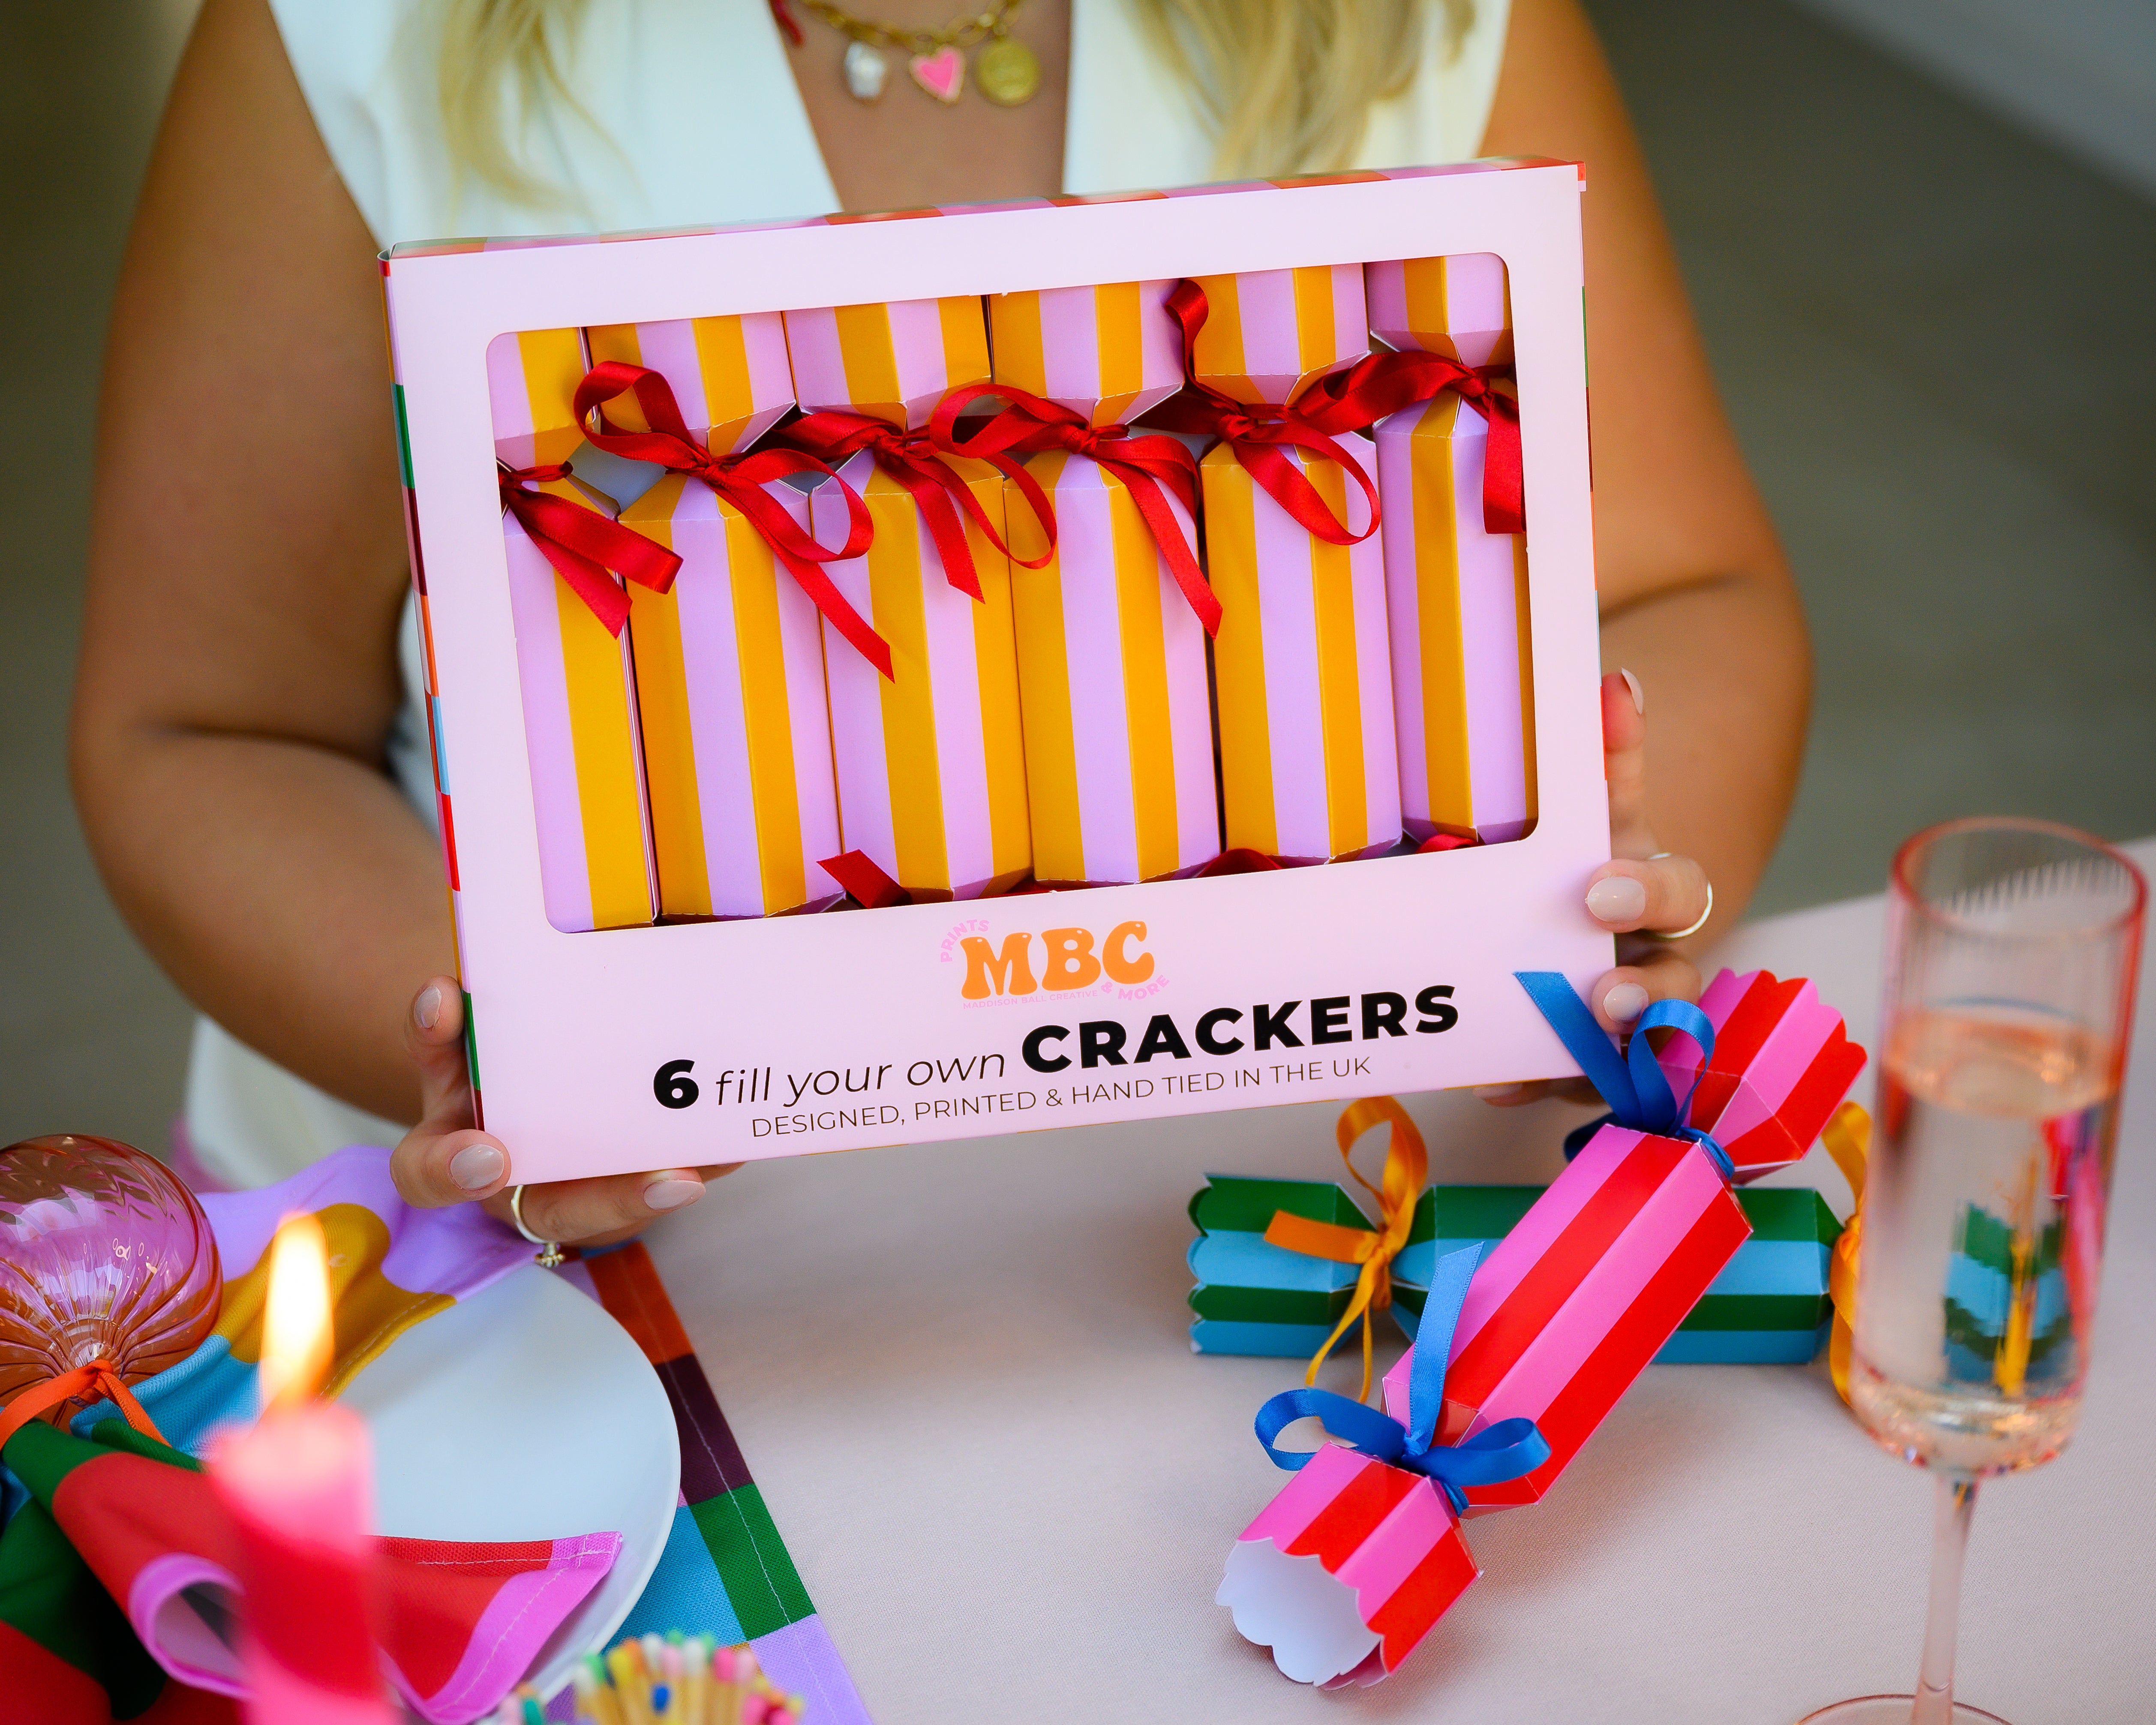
1473;1083;1525;1102
643;1177;705;1211
1619;667;1644;715
450;1143;504;1190
1603;983;1651;1024
1586;875;1649;923
415;986;443;1030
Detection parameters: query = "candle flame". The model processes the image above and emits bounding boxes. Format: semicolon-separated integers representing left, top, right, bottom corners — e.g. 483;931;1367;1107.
259;1213;332;1415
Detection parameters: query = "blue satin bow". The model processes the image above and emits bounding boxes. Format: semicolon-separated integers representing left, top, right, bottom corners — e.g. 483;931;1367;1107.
1513;970;1736;1182
1253;1243;1551;1516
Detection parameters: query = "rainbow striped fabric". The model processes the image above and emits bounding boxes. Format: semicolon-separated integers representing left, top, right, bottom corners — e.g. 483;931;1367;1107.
545;1244;869;1725
1007;451;1218;884
1375;391;1536;846
816;448;1030;901
1205;443;1401;863
620;473;844;919
583;315;794;456
1183;265;1368;406
987;281;1184;427
783;296;991;431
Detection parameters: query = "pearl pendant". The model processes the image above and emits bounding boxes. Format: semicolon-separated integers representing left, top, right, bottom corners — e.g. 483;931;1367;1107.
843;39;889;103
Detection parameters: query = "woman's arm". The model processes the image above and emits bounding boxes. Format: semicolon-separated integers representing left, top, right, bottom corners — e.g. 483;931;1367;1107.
72;0;447;1124
1480;0;1812;1012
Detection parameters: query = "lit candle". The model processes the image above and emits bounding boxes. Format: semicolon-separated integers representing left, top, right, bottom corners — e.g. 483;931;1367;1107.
208;1214;395;1725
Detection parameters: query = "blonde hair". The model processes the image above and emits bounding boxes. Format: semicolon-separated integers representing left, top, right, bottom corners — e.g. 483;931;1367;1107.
438;0;1469;207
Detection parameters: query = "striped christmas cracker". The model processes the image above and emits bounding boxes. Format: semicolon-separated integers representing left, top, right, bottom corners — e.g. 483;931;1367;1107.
1218;1442;1477;1689
558;1244;871;1725
987;280;1183;427
1375;391;1534;845
501;470;658;932
583;314;794;456
1206;441;1401;862
618;472;843;918
1184;265;1367;406
1382;1126;1751;1512
1658;968;1870;1183
814;448;1030;899
487;326;588;469
1007;450;1217;884
783;295;991;430
1364;254;1513;368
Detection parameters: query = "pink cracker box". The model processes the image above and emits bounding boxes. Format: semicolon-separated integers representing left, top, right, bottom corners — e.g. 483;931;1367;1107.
385;163;1613;1178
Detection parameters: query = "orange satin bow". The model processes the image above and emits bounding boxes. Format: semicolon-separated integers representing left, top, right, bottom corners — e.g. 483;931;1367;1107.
0;1359;168;1456
1822;1100;1870;1405
1261;1097;1429;1405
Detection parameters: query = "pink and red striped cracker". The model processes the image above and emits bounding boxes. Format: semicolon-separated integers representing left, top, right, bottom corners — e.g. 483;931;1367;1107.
1218;1442;1479;1689
1185;265;1369;407
1382;1125;1751;1511
487;326;589;469
583;313;794;455
1661;968;1871;1183
1363;253;1513;369
782;295;992;430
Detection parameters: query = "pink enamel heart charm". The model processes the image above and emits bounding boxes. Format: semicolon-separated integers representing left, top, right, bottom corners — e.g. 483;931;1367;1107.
909;45;966;104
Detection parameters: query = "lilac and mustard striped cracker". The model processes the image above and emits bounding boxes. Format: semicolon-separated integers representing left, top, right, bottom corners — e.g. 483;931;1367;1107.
1007;451;1219;884
782;295;992;430
815;449;1030;900
1364;254;1513;369
1206;442;1401;864
618;473;844;920
1375;392;1534;846
1185;266;1368;407
987;280;1183;427
487;327;589;469
583;314;794;455
500;471;659;933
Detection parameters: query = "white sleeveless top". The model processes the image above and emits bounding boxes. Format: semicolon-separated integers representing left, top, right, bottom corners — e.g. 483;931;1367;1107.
189;0;1514;1186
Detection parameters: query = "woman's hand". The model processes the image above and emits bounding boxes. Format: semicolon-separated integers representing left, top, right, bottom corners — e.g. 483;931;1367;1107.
1480;669;1715;1107
389;976;737;1247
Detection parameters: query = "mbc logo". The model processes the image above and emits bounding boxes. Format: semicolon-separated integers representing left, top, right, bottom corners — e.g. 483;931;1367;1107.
958;922;1153;998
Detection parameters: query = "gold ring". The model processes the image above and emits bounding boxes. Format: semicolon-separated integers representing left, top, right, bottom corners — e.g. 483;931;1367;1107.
1643;854;1713;940
507;1184;565;1269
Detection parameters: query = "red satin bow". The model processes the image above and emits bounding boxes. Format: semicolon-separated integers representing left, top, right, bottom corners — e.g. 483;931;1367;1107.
777;410;1056;603
573;361;895;680
1147;279;1384;550
1296;347;1525;536
498;462;684;638
0;1358;168;1456
926;383;1220;637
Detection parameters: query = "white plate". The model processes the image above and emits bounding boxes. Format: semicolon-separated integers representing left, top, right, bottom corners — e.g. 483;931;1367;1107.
341;1263;680;1701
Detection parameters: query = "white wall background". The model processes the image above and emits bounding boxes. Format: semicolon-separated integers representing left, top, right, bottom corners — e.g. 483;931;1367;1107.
1790;0;2156;196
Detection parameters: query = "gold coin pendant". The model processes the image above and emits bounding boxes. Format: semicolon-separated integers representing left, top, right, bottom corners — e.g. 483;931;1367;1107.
975;35;1042;107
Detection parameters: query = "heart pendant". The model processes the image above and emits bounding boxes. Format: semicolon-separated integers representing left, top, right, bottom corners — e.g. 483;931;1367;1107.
909;44;966;104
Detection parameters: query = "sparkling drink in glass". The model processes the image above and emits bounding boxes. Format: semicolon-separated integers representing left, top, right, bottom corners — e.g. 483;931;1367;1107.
1802;819;2143;1725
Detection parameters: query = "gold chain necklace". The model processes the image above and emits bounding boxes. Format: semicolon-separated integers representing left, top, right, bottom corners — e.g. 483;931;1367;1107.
782;0;1041;108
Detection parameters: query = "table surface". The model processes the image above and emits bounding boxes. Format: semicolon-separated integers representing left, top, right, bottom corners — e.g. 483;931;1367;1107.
650;839;2156;1725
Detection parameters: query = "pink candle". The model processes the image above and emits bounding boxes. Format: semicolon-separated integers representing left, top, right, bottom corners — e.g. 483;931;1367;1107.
208;1216;394;1725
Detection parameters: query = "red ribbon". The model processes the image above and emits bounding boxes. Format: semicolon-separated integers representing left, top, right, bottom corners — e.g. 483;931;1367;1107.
1296;347;1525;536
498;462;684;638
777;410;1057;603
818;849;912;909
574;361;895;680
1147;279;1383;550
926;382;1221;637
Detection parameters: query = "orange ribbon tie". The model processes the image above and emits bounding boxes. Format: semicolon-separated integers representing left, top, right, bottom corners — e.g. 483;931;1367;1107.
1261;1096;1429;1405
0;1358;169;1455
1822;1100;1870;1406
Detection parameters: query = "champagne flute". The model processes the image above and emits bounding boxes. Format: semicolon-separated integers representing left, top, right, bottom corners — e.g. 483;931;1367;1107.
1801;819;2144;1725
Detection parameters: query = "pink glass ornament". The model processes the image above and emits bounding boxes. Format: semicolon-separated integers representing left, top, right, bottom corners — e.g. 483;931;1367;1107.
0;1134;221;1421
